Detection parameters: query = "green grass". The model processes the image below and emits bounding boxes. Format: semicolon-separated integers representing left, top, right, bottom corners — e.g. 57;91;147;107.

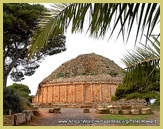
149;105;160;111
100;114;153;126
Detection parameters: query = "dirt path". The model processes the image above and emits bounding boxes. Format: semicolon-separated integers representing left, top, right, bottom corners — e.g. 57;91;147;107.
24;108;98;126
23;108;160;126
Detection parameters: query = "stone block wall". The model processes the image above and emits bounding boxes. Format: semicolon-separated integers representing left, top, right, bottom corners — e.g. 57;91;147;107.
23;110;34;122
106;99;151;115
96;99;152;115
3;110;34;126
32;82;118;105
14;113;26;126
3;115;15;126
110;98;147;107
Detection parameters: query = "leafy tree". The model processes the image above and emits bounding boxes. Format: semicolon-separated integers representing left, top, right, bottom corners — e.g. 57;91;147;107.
3;87;33;114
3;3;66;88
114;37;160;103
7;83;31;101
3;88;24;114
154;94;160;106
28;3;160;56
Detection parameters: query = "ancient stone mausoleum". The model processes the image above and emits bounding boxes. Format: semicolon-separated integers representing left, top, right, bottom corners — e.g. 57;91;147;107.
32;53;123;107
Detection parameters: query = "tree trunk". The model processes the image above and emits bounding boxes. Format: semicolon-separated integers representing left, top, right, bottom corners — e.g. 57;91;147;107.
3;73;8;89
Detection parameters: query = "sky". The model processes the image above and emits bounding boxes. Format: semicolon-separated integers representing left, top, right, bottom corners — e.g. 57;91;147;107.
7;3;160;95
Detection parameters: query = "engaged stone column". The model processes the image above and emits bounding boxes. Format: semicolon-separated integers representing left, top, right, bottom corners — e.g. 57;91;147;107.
59;85;60;102
66;85;68;103
91;84;94;102
51;86;53;103
107;84;110;102
52;86;54;103
38;94;40;103
37;95;39;103
110;86;112;98
82;84;85;102
74;84;76;102
46;86;48;103
100;83;103;102
42;87;43;103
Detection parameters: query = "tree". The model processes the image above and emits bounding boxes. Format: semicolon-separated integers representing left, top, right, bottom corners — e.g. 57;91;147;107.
28;3;160;56
3;88;24;114
7;83;31;101
3;85;34;114
114;36;160;103
3;3;66;89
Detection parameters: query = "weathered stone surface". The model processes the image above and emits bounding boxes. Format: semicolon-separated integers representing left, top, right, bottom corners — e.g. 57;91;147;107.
96;108;108;114
121;110;130;115
32;109;40;116
23;110;33;122
107;105;113;109
141;108;152;114
113;105;121;109
121;105;132;109
111;98;147;106
4;111;34;126
49;108;54;113
83;108;90;113
97;105;105;108
14;113;26;125
110;109;119;114
54;107;61;113
131;109;140;115
33;106;39;110
32;53;123;106
132;105;147;109
3;115;14;126
31;111;34;118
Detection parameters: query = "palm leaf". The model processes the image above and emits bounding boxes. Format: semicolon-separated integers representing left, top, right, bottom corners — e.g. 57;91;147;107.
29;3;160;57
122;36;160;69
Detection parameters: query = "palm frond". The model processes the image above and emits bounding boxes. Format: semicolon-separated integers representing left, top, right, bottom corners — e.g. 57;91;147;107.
29;3;160;57
28;3;73;58
121;36;160;93
122;36;160;69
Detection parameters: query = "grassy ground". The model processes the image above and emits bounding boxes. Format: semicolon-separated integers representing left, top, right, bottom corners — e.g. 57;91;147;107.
149;105;160;111
100;114;154;126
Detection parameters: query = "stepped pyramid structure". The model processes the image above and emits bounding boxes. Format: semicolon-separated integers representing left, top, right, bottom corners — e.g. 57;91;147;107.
32;53;123;107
